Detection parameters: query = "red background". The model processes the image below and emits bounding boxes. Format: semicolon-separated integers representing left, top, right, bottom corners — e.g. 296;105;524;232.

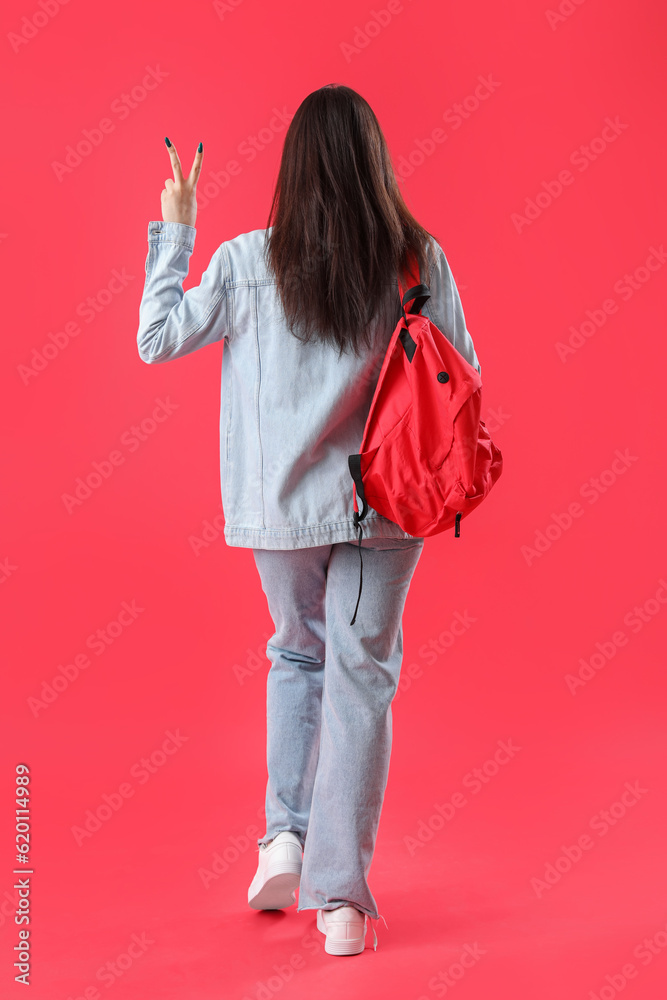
2;0;667;997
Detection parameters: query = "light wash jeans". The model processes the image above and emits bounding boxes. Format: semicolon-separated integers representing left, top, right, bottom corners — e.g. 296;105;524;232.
252;535;424;920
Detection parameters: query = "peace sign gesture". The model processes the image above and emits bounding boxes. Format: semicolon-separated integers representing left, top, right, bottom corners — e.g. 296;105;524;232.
160;137;203;228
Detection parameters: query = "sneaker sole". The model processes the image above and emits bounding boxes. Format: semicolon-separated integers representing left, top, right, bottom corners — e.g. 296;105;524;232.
316;910;366;955
248;864;302;910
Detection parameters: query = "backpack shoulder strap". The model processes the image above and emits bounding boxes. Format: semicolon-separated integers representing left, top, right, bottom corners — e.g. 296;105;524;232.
398;246;431;321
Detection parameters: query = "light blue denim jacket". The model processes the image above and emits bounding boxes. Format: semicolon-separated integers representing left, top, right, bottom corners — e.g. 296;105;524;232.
136;221;481;550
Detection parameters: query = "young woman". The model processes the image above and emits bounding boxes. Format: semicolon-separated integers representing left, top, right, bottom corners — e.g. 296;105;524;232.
137;83;481;956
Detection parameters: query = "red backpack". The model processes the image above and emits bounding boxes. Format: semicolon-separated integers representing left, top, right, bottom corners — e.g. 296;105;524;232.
347;248;504;625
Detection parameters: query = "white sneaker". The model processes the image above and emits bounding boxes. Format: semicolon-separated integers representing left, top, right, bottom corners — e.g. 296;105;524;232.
247;832;303;910
316;905;370;955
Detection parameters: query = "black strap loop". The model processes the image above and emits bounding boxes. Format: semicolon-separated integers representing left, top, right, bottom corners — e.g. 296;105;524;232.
348;454;368;522
348;454;368;625
401;283;430;324
349;516;364;625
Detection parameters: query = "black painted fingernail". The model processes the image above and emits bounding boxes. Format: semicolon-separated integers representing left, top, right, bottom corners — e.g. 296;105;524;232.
164;136;172;147
198;141;203;153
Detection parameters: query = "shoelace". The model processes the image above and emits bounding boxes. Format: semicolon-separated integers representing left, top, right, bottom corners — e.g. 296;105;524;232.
255;843;389;951
367;911;388;951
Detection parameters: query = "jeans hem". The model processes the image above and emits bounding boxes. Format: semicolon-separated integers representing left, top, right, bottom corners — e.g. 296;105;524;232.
296;902;379;921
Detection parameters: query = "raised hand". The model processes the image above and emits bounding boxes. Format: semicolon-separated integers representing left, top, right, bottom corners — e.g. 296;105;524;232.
160;137;203;227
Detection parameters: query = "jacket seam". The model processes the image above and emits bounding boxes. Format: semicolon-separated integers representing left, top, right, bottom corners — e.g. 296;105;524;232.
227;278;278;287
223;242;234;470
224;513;398;533
251;284;265;528
219;278;400;288
148;236;195;251
221;241;233;344
427;242;438;286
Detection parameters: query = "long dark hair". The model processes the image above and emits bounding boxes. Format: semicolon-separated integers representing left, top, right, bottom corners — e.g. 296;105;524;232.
263;84;439;359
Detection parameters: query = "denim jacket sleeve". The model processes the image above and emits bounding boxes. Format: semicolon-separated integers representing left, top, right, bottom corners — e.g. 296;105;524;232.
423;242;482;377
137;220;227;364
